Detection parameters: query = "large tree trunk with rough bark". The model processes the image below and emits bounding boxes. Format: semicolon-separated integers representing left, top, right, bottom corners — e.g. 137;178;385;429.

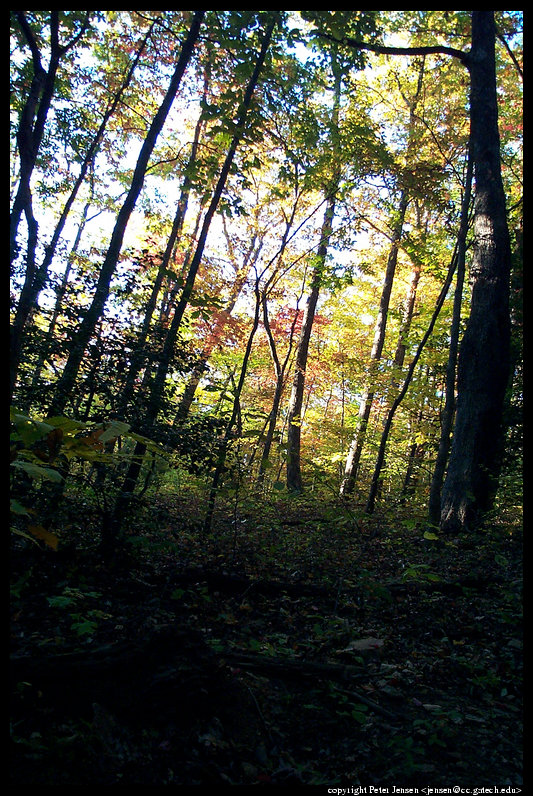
440;12;512;534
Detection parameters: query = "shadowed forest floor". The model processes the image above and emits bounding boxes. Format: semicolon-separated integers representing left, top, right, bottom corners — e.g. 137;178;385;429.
10;490;523;787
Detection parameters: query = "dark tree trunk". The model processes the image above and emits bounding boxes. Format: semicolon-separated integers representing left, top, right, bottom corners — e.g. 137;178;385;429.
117;86;206;421
428;146;473;525
285;191;337;492
340;59;427;498
286;59;342;493
174;224;262;423
440;12;512;534
203;280;263;534
10;12;89;262
364;241;460;515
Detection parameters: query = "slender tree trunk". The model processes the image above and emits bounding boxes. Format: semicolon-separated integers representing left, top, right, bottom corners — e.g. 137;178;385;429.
393;260;421;374
339;191;409;496
365;238;462;514
174;225;263;422
255;292;300;486
400;439;425;504
440;11;512;534
27;201;91;409
341;59;428;498
46;11;205;418
10;12;90;262
10;20;153;401
285;193;337;491
428;145;473;525
203;280;263;533
286;60;341;492
117;89;207;421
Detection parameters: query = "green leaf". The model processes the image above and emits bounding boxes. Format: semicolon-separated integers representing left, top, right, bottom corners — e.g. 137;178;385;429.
351;704;369;724
10;460;63;482
10;499;30;516
47;595;76;609
70;617;98;637
97;420;130;443
423;531;439;540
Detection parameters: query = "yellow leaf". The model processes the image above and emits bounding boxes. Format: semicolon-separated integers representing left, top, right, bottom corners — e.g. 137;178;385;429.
28;525;59;550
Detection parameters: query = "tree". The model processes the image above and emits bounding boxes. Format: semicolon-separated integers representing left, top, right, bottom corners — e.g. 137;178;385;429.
46;11;205;417
109;12;281;544
341;57;430;497
10;17;155;401
428;146;473;525
10;11;91;265
440;12;512;533
9;12;520;538
321;11;514;531
285;52;342;492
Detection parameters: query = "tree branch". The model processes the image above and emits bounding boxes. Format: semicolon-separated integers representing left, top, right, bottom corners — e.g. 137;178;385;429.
312;31;470;68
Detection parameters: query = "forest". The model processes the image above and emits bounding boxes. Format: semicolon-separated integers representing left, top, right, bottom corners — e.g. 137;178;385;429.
10;10;522;788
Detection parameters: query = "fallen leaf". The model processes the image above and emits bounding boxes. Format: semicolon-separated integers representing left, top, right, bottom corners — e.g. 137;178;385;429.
344;637;384;651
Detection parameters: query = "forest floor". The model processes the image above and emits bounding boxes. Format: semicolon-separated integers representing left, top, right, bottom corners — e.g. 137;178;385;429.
10;488;523;788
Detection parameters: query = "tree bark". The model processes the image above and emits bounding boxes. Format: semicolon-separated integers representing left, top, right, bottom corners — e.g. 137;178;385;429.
203;278;263;533
365;241;460;514
174;219;263;423
285;193;337;492
117;77;207;421
440;12;512;534
10;12;90;265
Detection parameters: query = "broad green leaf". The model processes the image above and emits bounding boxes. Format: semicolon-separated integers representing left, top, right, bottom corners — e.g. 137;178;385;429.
10;460;63;482
97;420;130;443
10;499;30;516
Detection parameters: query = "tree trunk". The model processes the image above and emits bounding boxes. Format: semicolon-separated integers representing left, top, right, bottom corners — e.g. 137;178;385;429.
174;221;263;423
203;280;263;533
285;192;337;492
46;10;205;419
10;12;91;263
428;145;473;525
10;20;152;402
440;12;512;534
341;58;429;498
117;84;207;421
365;241;460;514
286;60;341;493
255;292;299;487
339;191;409;496
27;201;91;409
